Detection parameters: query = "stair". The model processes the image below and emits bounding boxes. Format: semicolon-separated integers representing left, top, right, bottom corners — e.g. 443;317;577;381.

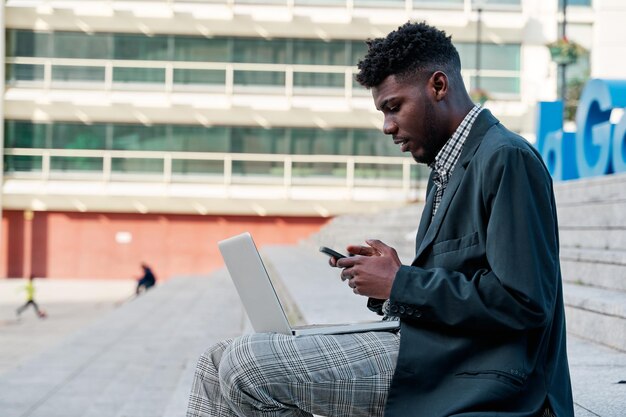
555;173;626;351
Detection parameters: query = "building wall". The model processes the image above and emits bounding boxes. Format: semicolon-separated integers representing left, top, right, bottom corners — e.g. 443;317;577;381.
2;210;329;280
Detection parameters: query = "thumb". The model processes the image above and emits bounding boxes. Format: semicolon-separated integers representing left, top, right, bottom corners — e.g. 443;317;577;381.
365;239;393;255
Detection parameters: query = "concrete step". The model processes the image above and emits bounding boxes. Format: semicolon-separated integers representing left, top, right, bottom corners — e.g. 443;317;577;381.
557;200;626;228
559;227;626;252
560;248;626;292
554;172;626;204
0;272;246;417
563;282;626;352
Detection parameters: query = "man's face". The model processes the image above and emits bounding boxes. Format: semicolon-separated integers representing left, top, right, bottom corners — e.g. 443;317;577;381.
372;74;445;165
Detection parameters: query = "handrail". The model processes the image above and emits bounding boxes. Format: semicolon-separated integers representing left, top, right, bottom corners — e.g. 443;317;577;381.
5;57;520;98
4;148;423;190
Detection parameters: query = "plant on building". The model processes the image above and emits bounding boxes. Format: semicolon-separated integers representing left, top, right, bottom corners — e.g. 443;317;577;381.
546;36;586;65
470;88;491;105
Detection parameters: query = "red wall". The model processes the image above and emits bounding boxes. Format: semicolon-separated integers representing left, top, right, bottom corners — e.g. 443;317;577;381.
1;210;328;280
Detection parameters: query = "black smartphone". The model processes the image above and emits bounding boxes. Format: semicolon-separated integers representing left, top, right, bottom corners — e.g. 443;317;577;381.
319;246;348;259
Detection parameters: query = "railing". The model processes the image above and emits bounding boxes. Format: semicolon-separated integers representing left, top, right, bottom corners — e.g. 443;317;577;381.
5;0;523;12
5;57;521;99
4;148;426;194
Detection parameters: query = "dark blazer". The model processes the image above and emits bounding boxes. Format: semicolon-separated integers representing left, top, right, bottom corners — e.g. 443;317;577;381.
383;110;574;417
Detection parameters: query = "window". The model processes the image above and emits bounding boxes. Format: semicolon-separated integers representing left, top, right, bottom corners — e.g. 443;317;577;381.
53;32;110;59
174;37;229;62
353;129;401;156
114;34;169;60
7;30;51;57
112;125;169;150
6;64;45;83
5;121;48;148
292;39;347;66
231;127;288;154
170;126;230;152
233;38;287;64
51;65;105;83
52;123;107;149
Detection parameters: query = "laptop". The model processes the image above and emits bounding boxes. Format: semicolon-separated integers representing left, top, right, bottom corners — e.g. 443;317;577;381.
218;232;400;336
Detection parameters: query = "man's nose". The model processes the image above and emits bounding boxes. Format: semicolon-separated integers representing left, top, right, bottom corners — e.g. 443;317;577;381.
383;118;398;135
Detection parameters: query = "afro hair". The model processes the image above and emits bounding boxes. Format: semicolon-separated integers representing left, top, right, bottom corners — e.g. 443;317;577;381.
356;21;462;88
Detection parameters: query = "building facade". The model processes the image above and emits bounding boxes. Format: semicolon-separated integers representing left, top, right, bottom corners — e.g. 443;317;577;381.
1;0;597;279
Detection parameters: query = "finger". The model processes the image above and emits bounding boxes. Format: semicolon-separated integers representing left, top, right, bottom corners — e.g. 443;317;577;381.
346;245;377;256
340;270;351;281
352;287;360;295
365;239;392;255
336;257;357;268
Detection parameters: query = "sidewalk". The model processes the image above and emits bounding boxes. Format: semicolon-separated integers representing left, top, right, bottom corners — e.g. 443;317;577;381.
0;273;246;417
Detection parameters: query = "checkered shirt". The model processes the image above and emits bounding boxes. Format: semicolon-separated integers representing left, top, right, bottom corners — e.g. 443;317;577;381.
429;105;482;217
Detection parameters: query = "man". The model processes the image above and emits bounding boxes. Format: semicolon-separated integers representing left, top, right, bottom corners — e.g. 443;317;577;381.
16;274;47;319
136;262;156;295
187;21;573;417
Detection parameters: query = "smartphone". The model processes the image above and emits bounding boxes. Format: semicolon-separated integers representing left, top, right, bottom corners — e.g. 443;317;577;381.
319;246;348;259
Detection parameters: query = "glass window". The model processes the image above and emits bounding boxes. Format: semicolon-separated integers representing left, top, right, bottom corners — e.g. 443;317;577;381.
470;75;519;95
350;40;368;66
294;0;347;5
472;0;520;6
174;37;229;62
172;159;224;176
5;121;48;148
50;156;103;172
5;64;45;83
52;123;107;149
414;0;463;7
173;69;226;86
231;128;288;154
51;65;105;83
4;155;42;172
111;158;163;174
354;163;403;180
53;32;110;59
292;40;346;65
112;125;169;150
170;126;230;152
293;72;344;89
354;0;404;7
234;70;285;86
290;129;349;155
457;43;520;71
113;67;166;84
232;161;284;178
291;162;344;179
353;129;401;156
7;30;51;57
233;38;287;64
114;34;169;60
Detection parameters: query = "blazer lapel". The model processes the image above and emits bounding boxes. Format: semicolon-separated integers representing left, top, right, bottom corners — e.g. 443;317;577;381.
414;176;436;254
414;109;499;259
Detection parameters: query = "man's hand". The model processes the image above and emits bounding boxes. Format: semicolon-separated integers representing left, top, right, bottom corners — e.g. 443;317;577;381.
335;240;401;299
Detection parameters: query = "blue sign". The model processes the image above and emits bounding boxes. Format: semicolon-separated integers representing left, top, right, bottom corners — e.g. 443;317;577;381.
535;79;626;180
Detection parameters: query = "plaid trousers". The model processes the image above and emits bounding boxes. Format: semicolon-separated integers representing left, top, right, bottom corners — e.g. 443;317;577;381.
186;331;400;417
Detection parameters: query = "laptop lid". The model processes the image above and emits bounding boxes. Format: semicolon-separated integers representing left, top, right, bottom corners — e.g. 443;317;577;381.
218;232;293;335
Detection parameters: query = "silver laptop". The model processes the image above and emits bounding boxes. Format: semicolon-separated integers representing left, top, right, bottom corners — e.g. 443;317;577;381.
218;232;400;336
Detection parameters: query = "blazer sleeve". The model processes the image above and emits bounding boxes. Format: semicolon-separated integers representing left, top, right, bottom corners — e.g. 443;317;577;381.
389;146;559;332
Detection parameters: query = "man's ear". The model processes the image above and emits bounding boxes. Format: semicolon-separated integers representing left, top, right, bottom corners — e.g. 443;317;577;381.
429;71;448;101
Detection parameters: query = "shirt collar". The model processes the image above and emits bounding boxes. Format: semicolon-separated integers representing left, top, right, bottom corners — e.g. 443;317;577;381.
429;105;483;178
